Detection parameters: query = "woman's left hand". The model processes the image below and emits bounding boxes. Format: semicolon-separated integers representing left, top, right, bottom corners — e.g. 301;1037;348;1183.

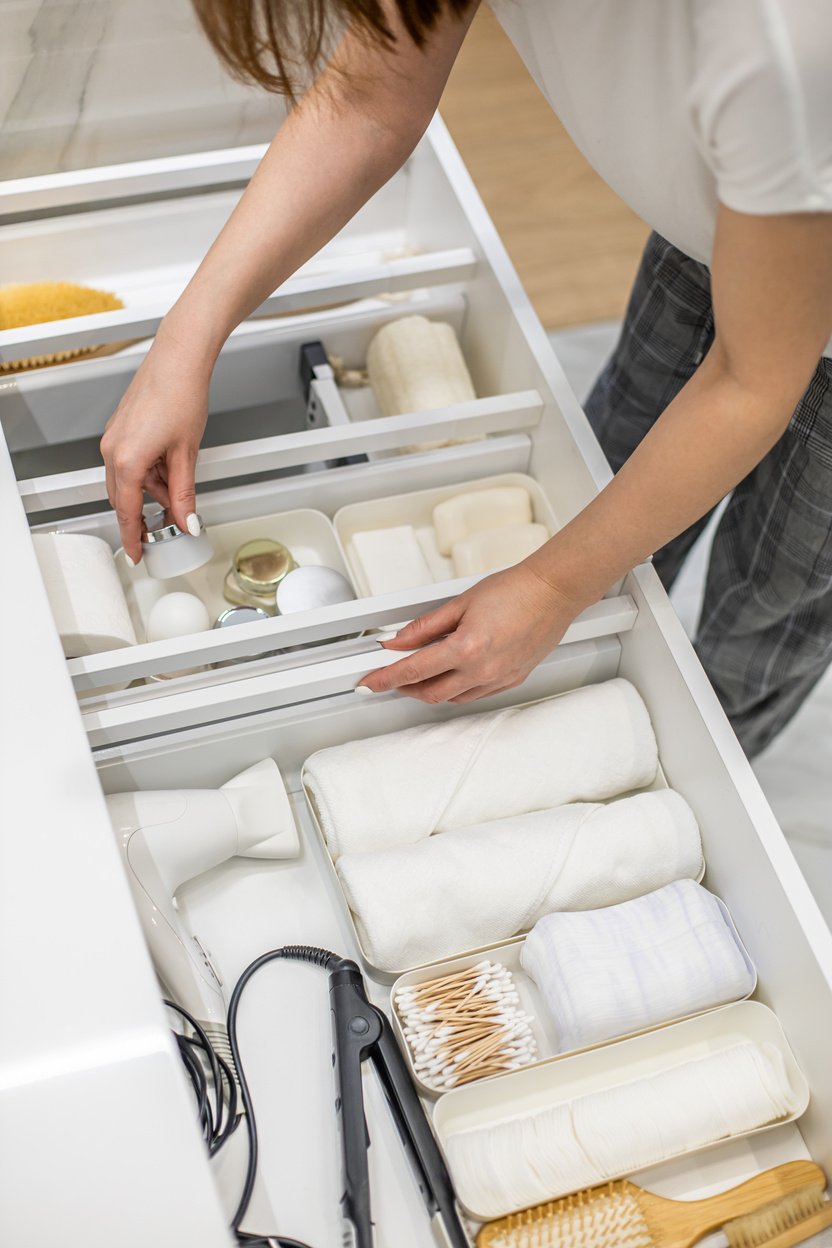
358;562;583;704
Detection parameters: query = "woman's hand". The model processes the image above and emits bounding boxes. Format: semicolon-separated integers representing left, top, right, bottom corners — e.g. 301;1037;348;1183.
100;336;212;563
359;562;584;704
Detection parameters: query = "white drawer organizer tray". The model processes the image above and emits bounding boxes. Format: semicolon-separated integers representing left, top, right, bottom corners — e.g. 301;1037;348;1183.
390;907;757;1099
3;119;832;1248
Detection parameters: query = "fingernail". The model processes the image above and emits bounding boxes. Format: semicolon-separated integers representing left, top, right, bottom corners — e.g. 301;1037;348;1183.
185;513;200;537
355;685;374;696
124;553;136;568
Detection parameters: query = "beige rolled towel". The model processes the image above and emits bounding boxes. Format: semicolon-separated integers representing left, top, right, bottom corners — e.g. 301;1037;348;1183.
366;315;477;451
304;677;659;859
336;790;703;972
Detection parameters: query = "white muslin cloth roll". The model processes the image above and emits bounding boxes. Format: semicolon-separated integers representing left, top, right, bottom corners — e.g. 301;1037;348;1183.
305;678;658;859
32;531;137;658
444;1040;803;1218
521;879;756;1053
336;790;702;972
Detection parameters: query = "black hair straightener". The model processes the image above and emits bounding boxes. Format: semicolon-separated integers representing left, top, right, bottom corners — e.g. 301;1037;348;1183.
227;945;470;1248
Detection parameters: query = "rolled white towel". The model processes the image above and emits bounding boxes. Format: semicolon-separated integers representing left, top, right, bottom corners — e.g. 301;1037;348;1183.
304;678;658;859
337;790;702;973
521;879;755;1053
444;1041;804;1218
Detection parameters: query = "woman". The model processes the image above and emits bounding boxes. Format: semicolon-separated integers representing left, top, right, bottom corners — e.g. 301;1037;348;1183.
102;0;832;756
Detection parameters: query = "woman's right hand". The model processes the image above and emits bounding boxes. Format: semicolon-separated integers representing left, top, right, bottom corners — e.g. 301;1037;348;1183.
101;337;212;564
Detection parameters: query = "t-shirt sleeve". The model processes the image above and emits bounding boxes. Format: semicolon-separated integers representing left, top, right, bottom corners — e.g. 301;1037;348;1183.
688;0;832;215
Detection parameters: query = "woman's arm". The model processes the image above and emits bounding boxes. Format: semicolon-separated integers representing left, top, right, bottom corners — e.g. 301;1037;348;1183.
365;205;832;703
101;0;478;560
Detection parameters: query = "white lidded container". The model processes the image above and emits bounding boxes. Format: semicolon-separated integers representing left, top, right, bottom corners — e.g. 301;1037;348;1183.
3;102;832;1248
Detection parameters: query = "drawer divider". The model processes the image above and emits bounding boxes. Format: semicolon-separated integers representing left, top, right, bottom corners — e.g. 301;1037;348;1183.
80;594;637;743
18;391;543;514
0;247;477;362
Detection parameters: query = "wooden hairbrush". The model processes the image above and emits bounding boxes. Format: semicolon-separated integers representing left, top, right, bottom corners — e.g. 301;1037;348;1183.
476;1161;832;1248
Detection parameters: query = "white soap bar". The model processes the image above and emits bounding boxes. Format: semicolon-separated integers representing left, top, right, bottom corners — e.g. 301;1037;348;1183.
452;523;549;577
32;531;137;658
351;526;433;595
433;486;533;557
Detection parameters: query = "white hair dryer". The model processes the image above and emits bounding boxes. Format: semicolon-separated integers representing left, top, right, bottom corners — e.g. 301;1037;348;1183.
107;758;299;1037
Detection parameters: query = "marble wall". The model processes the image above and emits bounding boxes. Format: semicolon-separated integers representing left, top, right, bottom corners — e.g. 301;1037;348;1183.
1;0;285;179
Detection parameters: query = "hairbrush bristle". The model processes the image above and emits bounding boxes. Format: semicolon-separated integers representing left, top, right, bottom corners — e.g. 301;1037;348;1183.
477;1184;654;1248
0;281;127;374
724;1184;827;1248
0;281;123;330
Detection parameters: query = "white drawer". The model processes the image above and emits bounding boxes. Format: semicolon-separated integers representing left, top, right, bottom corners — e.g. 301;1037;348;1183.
2;119;831;1248
4;120;611;706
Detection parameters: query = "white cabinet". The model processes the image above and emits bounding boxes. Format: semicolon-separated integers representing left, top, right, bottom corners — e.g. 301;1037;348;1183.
2;119;831;1248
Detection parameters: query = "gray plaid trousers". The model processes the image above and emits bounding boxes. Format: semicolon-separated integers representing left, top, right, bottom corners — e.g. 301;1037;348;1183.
585;231;832;758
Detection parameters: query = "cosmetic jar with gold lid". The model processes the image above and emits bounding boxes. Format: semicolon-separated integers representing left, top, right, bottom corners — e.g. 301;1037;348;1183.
223;538;296;614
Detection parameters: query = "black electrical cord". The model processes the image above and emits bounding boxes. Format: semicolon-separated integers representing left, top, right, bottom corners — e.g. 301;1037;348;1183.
226;946;340;1241
164;1000;242;1158
168;947;341;1248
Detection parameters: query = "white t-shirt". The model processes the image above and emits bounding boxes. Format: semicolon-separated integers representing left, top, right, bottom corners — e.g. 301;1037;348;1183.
488;0;832;271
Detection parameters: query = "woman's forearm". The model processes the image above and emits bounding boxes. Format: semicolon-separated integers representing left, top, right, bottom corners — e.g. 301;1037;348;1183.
156;8;476;370
526;348;796;610
159;93;422;367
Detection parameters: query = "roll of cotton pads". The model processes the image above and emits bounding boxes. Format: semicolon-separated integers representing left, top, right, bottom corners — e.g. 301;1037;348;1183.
32;531;138;658
433;487;533;557
351;526;433;595
451;522;549;578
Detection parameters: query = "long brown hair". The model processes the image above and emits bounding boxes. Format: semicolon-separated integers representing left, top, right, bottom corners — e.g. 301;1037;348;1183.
192;0;470;99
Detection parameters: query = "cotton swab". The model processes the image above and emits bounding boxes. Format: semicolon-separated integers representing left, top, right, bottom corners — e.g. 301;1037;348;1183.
395;961;538;1091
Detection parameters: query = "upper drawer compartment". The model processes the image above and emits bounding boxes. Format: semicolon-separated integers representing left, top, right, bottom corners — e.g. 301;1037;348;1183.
3;119;620;705
0;128;477;366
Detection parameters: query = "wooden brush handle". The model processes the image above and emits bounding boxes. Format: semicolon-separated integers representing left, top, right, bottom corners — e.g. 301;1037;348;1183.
640;1161;827;1247
752;1203;832;1248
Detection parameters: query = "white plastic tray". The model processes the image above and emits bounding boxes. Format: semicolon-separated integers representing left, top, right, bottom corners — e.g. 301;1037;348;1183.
334;472;558;594
432;1000;810;1220
391;895;757;1097
113;507;351;646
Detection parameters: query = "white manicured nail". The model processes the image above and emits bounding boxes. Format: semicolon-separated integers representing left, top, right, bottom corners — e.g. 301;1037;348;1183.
355;685;374;696
124;553;136;568
185;513;200;537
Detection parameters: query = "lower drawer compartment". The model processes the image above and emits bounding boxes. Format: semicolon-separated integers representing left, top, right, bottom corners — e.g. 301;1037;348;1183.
92;578;832;1247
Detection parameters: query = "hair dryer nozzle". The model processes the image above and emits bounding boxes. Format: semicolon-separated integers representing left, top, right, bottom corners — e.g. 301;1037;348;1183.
221;758;300;859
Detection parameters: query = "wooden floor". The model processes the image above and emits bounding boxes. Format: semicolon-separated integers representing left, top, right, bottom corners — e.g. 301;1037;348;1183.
440;7;649;329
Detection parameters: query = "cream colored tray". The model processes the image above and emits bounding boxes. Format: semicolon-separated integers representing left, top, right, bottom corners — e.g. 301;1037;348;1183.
391;900;757;1097
333;472;558;595
114;507;352;645
432;1000;810;1221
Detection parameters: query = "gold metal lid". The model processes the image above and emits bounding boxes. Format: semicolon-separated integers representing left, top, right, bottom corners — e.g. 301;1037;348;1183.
232;539;295;594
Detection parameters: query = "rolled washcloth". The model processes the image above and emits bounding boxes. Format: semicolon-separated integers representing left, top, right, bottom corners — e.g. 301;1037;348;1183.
444;1040;804;1218
304;678;658;859
521;879;756;1053
336;790;703;972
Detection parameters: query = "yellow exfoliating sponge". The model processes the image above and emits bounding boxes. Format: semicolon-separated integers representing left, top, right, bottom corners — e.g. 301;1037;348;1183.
0;281;125;374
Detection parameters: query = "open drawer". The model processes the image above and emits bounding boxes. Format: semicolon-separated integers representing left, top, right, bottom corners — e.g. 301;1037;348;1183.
41;574;832;1248
4;120;613;708
3;117;832;1248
